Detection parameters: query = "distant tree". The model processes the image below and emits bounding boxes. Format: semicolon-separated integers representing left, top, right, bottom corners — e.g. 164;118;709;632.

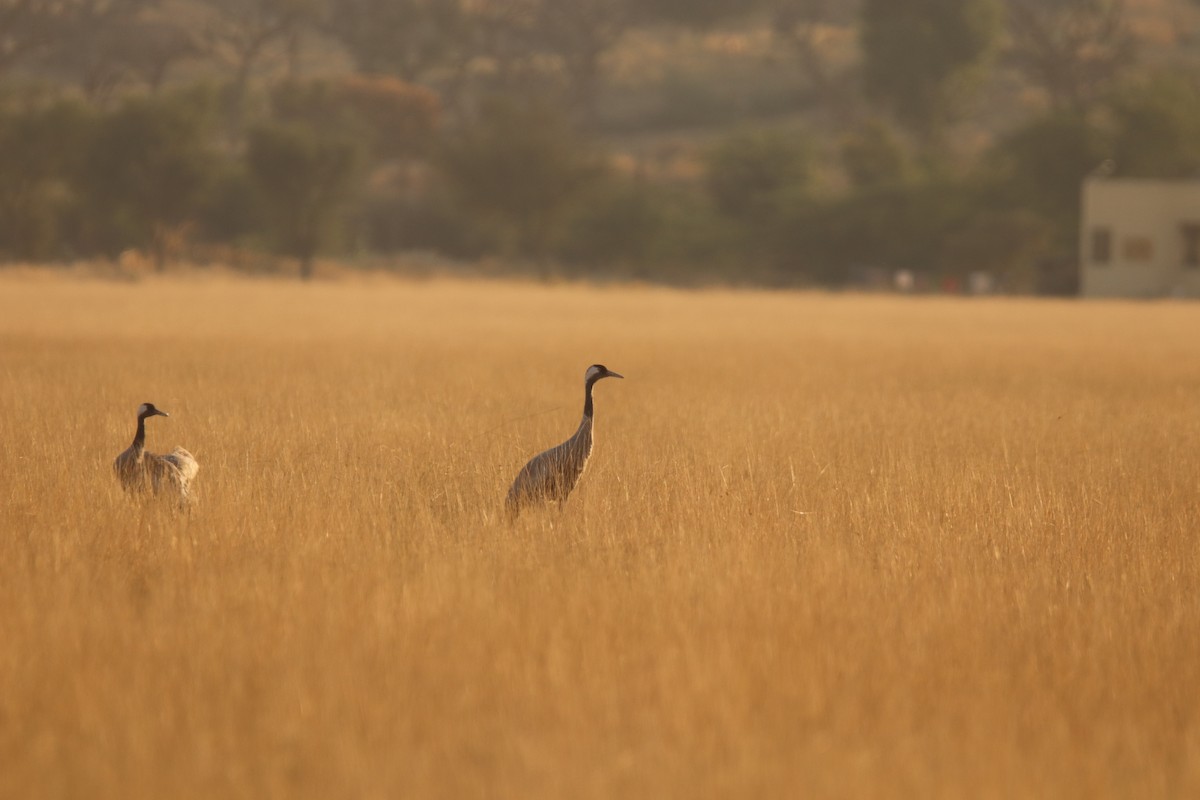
435;99;604;265
976;116;1101;294
64;0;148;102
839;118;914;188
246;121;364;279
525;0;636;124
939;207;1054;291
194;0;320;132
195;161;263;246
633;0;757;24
79;90;218;269
261;77;436;256
267;78;360;138
0;0;67;77
557;173;667;274
261;75;439;258
0;100;94;260
114;1;206;92
782;177;981;283
322;0;463;82
1107;73;1200;178
271;75;440;161
457;0;751;125
558;173;744;279
541;0;738;115
444;0;542;106
1003;0;1134;112
705;129;813;220
418;0;630;124
985;110;1109;271
768;0;862;122
335;75;440;158
703;129;815;274
36;0;203;102
860;0;1002;142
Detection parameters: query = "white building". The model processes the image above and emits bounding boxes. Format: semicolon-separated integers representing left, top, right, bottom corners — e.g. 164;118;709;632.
1080;177;1200;298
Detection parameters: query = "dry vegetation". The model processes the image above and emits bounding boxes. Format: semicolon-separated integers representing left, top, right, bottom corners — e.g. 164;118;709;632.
1;271;1198;798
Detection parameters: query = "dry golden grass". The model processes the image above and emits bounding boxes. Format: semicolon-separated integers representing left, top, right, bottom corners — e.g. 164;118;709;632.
1;271;1198;798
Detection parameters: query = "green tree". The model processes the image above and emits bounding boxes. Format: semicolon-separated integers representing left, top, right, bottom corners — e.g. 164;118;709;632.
988;112;1108;233
1107;73;1200;178
271;75;440;161
839;118;915;189
79;90;218;269
435;99;603;267
983;110;1109;290
704;129;815;277
939;207;1054;292
557;174;668;275
0;100;94;260
246;122;364;279
705;129;813;220
860;0;1001;142
781;177;981;283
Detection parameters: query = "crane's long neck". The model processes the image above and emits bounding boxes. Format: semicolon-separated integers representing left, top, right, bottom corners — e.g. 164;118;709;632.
130;415;147;455
583;374;601;419
569;377;598;449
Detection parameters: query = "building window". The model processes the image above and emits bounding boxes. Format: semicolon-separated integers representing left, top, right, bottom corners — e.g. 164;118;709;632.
1182;223;1200;268
1091;227;1112;264
1123;236;1154;262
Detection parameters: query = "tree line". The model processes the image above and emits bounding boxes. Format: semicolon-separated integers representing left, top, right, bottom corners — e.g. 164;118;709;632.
2;0;1199;289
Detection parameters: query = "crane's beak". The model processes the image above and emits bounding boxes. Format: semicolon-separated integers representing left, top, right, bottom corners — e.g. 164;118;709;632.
156;410;170;417
607;371;624;380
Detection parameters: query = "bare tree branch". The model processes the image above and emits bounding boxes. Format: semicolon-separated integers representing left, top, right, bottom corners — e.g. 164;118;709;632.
1004;0;1134;111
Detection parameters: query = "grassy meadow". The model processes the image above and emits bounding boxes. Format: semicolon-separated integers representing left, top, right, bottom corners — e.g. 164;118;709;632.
1;270;1198;798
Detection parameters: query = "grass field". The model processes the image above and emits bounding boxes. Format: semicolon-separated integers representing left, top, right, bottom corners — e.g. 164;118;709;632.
1;270;1198;798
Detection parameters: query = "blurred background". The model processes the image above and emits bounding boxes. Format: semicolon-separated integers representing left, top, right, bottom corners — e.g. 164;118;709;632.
0;0;1197;294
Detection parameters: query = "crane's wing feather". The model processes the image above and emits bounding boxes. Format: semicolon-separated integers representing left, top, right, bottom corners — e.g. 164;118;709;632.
163;448;199;483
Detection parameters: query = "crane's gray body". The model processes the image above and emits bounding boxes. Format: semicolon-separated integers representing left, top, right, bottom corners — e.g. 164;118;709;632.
506;415;594;513
113;403;199;507
505;365;621;519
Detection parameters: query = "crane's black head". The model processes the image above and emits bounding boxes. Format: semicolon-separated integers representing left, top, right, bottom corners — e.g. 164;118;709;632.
585;364;624;383
137;402;169;419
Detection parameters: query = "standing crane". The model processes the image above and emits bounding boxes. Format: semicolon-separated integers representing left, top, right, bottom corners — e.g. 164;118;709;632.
506;364;623;519
113;402;199;507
